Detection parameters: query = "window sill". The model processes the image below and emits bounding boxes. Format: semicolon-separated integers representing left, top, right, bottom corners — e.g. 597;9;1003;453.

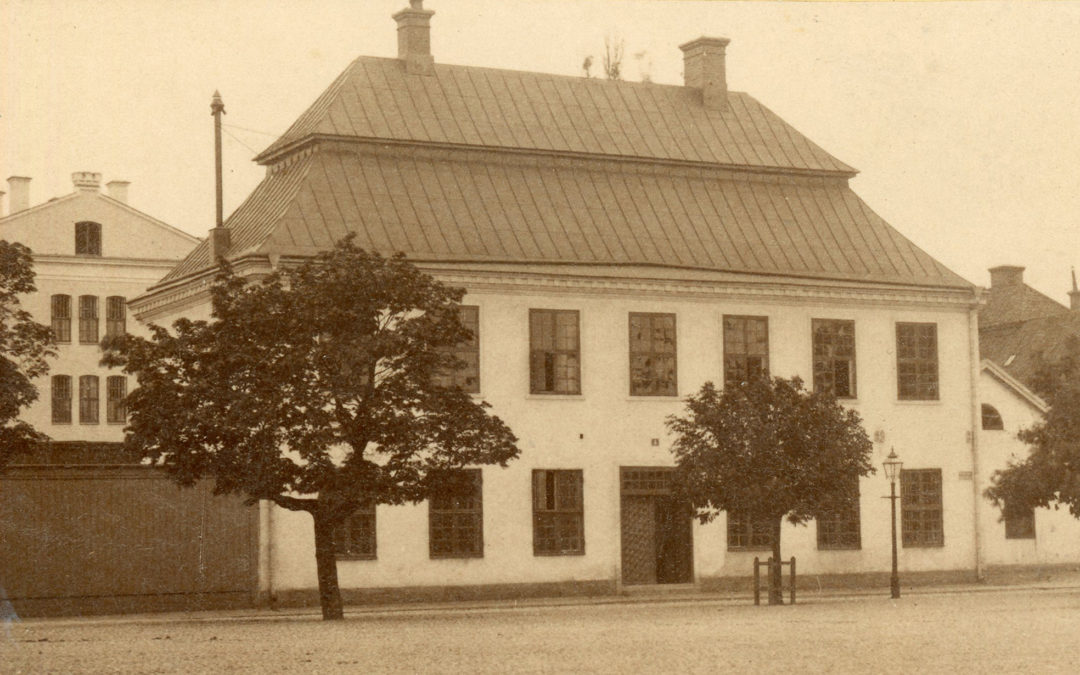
533;550;586;557
895;399;943;406
335;554;377;561
727;547;773;553
429;553;485;560
526;394;584;401
901;543;945;549
79;422;101;426
107;421;126;426
626;395;681;401
817;545;862;552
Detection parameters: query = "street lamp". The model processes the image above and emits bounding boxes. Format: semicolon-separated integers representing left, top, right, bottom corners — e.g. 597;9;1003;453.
882;447;903;599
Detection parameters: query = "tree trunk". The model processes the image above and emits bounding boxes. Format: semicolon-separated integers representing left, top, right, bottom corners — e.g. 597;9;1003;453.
312;509;345;620
769;517;783;606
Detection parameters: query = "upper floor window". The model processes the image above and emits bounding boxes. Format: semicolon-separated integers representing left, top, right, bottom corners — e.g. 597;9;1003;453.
334;505;377;560
429;469;483;559
106;296;127;338
51;294;72;343
529;309;580;395
51;375;72;424
896;323;938;400
812;319;856;398
75;221;102;256
106;376;127;424
434;305;479;393
629;313;677;396
79;375;99;424
981;404;1004;430
533;469;585;556
901;468;943;547
79;295;99;344
723;316;769;388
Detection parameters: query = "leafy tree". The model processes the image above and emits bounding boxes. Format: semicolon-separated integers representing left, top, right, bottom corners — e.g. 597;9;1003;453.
667;376;874;604
986;335;1080;518
102;237;520;620
0;240;55;470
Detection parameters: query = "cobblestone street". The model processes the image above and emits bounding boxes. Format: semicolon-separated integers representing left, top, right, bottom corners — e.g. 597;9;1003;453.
3;587;1079;674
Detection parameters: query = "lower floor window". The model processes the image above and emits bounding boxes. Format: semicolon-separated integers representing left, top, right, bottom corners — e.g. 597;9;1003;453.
727;512;773;550
334;505;376;559
816;501;861;550
533;469;584;555
901;468;944;547
1004;503;1035;540
429;469;483;558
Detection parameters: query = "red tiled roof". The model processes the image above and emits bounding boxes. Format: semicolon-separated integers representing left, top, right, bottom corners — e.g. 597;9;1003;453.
162;145;969;288
254;57;856;175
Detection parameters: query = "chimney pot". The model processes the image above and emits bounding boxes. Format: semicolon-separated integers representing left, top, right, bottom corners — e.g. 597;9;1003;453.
72;172;102;192
680;36;731;110
208;226;231;262
393;0;435;75
106;180;131;204
989;265;1025;289
6;176;31;213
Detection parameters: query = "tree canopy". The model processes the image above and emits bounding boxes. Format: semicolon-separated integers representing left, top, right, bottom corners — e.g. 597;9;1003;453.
103;236;520;619
0;240;55;470
986;335;1080;518
667;376;874;603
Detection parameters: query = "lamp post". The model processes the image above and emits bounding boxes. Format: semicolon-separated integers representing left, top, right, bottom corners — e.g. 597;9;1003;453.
882;448;903;599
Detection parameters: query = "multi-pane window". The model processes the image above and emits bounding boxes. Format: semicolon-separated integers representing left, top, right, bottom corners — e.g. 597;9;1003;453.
334;505;377;559
78;295;99;344
106;376;126;424
533;470;584;556
106;296;126;338
727;512;773;550
901;468;944;547
981;404;1004;430
629;313;677;396
1003;502;1035;540
79;375;99;424
51;294;72;343
434;305;480;393
896;323;939;400
529;309;580;395
812;319;856;398
723;316;769;388
51;375;72;424
429;469;483;558
817;480;862;550
75;221;102;256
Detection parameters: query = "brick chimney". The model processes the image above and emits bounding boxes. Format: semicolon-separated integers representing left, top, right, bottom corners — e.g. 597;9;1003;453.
6;176;31;213
1070;267;1080;311
680;36;731;110
72;172;102;192
208;226;231;263
989;265;1025;289
106;180;131;204
393;0;435;75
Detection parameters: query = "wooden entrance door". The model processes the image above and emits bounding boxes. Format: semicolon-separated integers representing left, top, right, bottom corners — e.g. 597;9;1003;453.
619;467;693;585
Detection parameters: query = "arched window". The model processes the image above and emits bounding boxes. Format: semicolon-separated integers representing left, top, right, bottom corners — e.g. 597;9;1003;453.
981;404;1004;430
75;221;102;255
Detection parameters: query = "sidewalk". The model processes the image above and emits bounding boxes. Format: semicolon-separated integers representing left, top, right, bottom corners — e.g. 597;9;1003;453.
16;569;1080;629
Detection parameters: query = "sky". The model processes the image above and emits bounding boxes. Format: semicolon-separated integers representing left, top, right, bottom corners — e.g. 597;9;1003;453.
2;0;1078;302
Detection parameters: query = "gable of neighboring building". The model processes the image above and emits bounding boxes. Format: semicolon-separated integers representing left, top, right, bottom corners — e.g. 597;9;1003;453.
980;313;1080;386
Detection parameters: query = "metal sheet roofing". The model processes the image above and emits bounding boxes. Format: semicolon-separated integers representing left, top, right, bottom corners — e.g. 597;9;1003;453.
162;146;969;288
255;56;855;175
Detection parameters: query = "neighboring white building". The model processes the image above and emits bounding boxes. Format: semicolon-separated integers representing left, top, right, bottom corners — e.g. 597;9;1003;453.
133;2;995;605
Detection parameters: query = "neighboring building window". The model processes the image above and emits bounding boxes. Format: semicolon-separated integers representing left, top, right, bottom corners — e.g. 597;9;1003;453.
629;313;677;396
334;505;377;559
79;295;99;344
529;309;581;395
75;221;102;255
817;479;862;550
727;512;773;550
434;305;480;393
51;294;72;343
51;375;72;424
901;468;944;547
533;469;585;556
1003;502;1036;540
429;469;483;558
79;375;99;424
723;316;769;388
106;376;127;424
896;323;939;400
981;404;1004;430
106;296;126;338
812;319;856;398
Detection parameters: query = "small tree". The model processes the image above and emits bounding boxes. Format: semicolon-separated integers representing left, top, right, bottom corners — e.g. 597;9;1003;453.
0;240;55;470
667;377;874;604
103;236;520;619
986;335;1080;518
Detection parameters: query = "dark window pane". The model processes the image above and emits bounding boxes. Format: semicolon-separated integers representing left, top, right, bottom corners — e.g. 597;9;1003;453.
629;313;677;396
334;505;377;559
981;404;1004;430
812;319;856;398
533;470;584;555
51;294;71;343
51;375;72;424
429;469;483;558
105;296;126;338
901;469;944;547
106;376;126;423
896;323;938;400
434;305;480;393
79;295;99;344
727;512;773;550
79;375;99;424
75;221;102;256
1003;502;1035;540
723;316;769;389
530;309;581;394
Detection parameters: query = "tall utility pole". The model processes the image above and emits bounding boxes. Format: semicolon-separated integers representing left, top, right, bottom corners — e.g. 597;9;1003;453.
211;91;226;229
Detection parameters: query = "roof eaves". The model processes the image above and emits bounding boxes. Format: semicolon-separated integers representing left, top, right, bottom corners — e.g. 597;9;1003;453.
981;358;1048;412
